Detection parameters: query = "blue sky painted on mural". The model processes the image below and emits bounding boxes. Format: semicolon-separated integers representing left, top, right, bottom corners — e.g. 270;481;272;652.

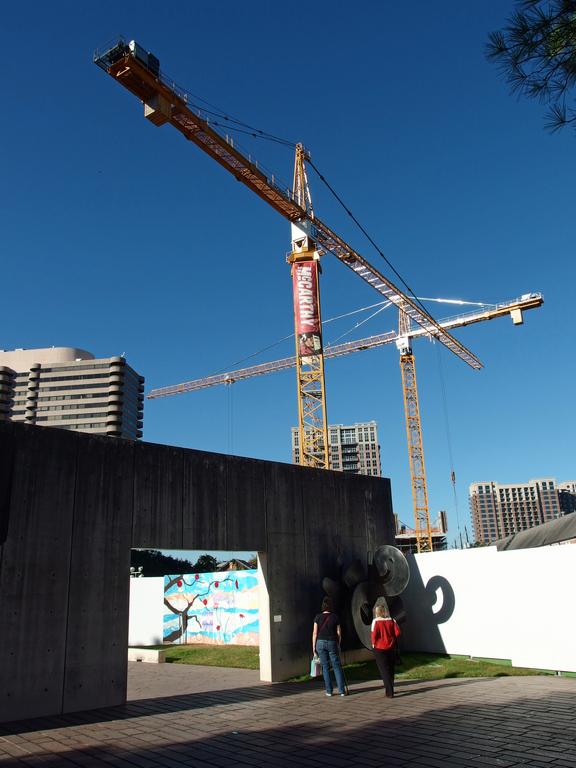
3;2;574;545
164;570;259;644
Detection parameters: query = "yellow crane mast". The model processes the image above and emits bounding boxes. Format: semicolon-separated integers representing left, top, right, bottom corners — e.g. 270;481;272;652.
397;304;432;552
289;145;329;468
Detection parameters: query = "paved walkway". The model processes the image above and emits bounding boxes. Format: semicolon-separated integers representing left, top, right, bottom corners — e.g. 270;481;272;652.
1;664;576;767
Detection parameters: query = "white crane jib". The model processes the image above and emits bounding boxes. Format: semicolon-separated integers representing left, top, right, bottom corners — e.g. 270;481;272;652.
148;293;543;399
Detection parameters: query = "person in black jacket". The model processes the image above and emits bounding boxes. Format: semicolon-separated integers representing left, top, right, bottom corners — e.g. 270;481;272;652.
312;596;347;696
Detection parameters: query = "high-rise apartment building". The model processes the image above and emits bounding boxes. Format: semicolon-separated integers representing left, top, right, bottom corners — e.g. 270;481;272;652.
291;421;381;476
559;481;576;515
469;478;576;544
0;347;144;439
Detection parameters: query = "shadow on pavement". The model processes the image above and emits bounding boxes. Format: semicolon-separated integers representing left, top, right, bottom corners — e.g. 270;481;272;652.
0;675;498;735
348;676;497;697
0;682;575;768
0;679;324;734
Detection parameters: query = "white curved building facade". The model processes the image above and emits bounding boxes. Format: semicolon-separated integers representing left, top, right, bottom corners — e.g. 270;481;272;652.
0;347;144;439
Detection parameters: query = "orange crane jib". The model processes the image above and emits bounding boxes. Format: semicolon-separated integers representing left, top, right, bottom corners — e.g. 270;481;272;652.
94;38;482;371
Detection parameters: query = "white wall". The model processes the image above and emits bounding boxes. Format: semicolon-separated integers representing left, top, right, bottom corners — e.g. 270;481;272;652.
128;577;165;646
257;553;272;682
401;545;576;672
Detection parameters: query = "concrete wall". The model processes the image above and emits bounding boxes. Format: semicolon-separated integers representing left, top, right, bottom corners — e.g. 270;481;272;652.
128;577;164;646
401;545;576;672
0;422;393;722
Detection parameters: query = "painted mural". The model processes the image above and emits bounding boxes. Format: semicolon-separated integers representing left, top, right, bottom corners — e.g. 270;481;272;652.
163;570;259;646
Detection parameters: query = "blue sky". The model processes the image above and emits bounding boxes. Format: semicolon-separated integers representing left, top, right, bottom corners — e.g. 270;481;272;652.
3;1;574;547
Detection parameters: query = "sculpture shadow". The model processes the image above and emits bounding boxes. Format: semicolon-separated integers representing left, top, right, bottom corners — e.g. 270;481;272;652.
401;558;456;654
426;574;455;624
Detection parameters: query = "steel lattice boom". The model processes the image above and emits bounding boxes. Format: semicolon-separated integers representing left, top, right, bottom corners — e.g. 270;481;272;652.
148;293;542;399
400;352;432;552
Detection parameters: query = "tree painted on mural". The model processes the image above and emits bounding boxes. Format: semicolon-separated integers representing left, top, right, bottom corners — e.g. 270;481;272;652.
163;572;248;643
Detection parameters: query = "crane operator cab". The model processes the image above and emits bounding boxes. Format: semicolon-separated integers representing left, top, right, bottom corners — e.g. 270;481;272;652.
94;37;160;78
127;40;160;76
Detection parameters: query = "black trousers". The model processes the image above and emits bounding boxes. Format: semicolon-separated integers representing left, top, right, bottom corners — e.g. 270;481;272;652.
373;648;396;696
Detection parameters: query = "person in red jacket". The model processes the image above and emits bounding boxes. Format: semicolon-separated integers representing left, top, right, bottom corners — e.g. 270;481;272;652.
371;602;401;698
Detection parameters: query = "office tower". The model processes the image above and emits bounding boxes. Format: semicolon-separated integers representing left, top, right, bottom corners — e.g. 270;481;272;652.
0;347;144;439
291;421;381;476
469;478;576;544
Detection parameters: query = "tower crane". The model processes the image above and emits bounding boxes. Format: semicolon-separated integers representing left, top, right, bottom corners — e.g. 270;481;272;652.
289;145;329;468
95;37;483;473
148;292;543;552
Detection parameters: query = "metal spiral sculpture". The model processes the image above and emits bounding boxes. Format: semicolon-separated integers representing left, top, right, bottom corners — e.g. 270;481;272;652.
321;545;410;650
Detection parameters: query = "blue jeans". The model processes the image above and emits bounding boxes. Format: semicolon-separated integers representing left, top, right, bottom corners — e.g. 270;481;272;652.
316;639;346;694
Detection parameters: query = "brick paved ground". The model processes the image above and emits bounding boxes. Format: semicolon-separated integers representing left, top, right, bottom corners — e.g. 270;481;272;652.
1;663;576;767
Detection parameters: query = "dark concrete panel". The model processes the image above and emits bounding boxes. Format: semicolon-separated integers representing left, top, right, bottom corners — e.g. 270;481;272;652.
182;450;227;551
300;466;338;537
332;474;370;541
225;455;266;552
62;435;134;713
266;532;310;662
363;478;395;555
264;462;304;536
133;441;183;549
0;421;15;552
267;534;310;630
300;468;341;589
0;425;77;722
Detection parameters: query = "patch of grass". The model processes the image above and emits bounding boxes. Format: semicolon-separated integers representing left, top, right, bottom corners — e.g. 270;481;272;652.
349;653;551;682
133;646;554;681
290;653;552;683
136;644;260;669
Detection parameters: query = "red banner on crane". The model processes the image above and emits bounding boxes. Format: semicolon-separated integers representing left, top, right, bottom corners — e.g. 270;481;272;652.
293;260;323;358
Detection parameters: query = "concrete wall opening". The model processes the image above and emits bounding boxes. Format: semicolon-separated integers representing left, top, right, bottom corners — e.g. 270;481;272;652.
127;548;272;681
